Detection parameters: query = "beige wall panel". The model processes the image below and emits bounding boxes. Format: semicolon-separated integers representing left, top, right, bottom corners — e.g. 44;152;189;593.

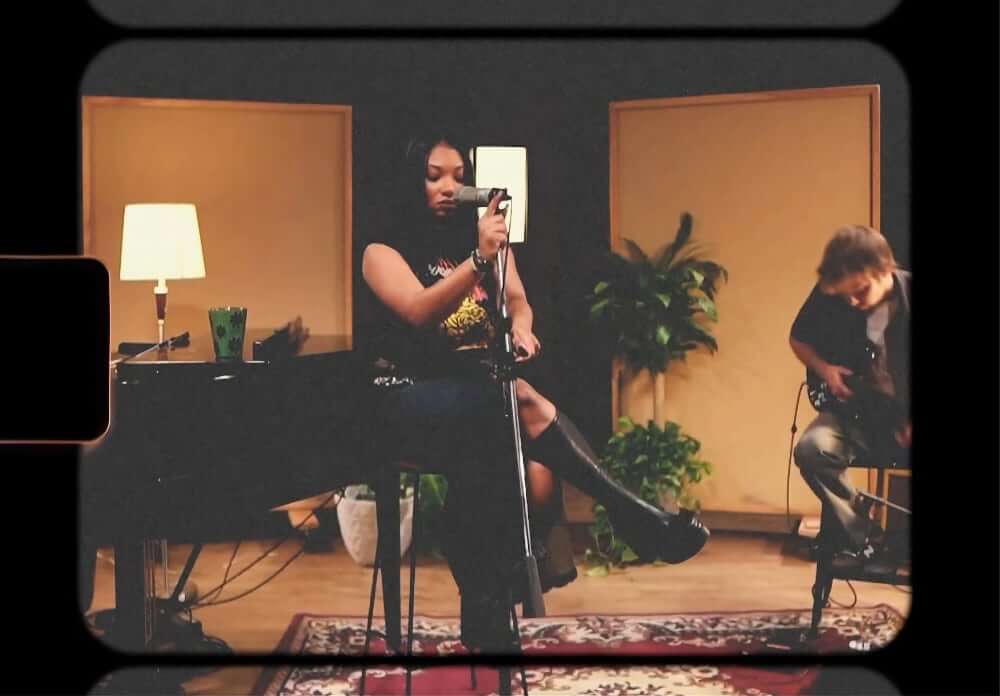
611;88;878;516
83;98;352;352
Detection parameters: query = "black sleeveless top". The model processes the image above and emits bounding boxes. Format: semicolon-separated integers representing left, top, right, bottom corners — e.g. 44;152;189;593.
362;217;500;380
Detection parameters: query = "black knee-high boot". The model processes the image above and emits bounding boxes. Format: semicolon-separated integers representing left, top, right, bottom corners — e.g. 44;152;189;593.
533;478;578;591
439;467;522;653
512;478;577;604
526;411;709;564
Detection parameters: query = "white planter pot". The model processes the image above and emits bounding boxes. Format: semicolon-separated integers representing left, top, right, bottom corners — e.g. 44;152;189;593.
336;492;414;567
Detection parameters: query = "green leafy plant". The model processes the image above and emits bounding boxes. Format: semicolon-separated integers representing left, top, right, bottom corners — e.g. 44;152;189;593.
583;213;725;575
584;417;712;575
413;474;449;559
342;474;412;501
588;212;728;422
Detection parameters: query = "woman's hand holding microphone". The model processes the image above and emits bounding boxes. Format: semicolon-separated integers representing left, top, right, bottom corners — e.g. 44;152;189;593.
473;193;508;272
471;193;540;362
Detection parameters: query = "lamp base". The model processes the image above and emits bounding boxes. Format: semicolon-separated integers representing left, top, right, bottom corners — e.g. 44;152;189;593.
154;281;168;345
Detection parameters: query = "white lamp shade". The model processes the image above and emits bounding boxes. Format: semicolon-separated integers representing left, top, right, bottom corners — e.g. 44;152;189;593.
120;203;206;281
471;146;527;244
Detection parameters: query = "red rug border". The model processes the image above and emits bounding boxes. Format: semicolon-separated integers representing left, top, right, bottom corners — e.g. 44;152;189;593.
278;602;903;626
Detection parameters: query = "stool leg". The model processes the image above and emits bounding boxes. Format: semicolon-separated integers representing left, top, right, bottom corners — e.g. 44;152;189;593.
809;547;833;639
808;504;837;639
493;589;515;696
498;666;513;696
375;466;402;652
510;606;528;696
360;532;381;696
405;473;421;696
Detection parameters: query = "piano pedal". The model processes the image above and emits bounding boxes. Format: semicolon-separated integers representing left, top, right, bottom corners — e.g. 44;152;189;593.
157;580;199;605
152;603;233;656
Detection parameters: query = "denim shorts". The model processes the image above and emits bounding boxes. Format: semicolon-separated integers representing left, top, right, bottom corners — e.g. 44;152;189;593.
377;375;512;474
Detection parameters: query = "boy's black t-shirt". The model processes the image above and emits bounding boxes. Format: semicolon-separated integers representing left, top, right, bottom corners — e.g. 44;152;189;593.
790;269;911;413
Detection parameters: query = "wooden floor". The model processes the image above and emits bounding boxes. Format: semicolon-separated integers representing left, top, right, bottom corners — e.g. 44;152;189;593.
88;531;910;695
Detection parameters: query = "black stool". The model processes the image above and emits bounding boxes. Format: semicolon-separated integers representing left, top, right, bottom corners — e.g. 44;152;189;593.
359;462;529;696
808;460;911;638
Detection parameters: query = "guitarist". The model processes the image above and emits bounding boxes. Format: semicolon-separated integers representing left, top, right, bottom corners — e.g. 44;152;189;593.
790;225;911;561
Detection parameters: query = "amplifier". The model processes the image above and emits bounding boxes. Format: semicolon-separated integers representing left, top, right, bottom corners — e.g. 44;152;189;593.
882;469;911;534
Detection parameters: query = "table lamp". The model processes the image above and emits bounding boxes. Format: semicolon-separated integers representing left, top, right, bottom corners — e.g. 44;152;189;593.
120;203;206;345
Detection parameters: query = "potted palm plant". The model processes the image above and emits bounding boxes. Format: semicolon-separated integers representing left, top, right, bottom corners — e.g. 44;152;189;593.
585;213;727;573
589;212;728;424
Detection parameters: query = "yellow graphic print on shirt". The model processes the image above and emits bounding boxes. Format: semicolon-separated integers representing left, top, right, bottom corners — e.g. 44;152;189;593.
430;257;495;350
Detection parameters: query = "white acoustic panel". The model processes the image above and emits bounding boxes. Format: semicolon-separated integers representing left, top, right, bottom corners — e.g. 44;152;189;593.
471;146;527;244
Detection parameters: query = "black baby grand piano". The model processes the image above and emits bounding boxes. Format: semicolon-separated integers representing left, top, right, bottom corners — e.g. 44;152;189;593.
80;319;377;652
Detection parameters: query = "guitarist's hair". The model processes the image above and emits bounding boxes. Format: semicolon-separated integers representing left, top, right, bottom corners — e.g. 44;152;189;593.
817;225;896;287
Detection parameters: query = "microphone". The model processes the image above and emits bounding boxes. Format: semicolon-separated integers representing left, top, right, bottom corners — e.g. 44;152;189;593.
455;186;510;205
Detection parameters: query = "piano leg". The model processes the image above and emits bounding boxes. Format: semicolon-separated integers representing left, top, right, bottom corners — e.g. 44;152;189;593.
374;467;402;652
80;536;98;616
111;539;149;651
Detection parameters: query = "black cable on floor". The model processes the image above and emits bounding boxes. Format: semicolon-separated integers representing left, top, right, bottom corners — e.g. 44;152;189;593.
828;578;858;609
191;488;341;607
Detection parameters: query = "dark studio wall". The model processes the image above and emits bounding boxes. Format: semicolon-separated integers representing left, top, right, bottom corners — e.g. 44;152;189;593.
80;39;909;446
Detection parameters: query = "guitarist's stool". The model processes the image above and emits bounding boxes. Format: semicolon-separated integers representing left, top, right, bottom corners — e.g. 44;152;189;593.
808;458;911;638
359;460;529;696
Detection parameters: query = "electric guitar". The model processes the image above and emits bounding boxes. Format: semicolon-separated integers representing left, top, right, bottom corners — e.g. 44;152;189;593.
805;340;909;467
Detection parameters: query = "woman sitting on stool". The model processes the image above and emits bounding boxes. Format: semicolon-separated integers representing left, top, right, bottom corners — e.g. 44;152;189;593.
360;132;710;651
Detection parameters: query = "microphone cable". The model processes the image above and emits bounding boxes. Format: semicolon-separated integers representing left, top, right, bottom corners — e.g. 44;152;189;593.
828;579;859;609
786;381;808;535
196;539;242;606
191;487;342;608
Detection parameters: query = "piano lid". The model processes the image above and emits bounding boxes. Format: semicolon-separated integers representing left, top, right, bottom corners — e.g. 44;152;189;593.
111;329;352;366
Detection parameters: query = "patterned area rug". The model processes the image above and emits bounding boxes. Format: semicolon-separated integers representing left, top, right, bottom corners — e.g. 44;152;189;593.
255;605;903;695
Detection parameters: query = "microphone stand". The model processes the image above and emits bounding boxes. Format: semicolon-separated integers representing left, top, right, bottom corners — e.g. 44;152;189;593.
113;331;191;366
492;206;546;620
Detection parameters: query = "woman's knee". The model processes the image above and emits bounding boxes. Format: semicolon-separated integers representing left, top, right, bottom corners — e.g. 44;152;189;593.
516;379;555;414
514;378;538;405
515;379;557;436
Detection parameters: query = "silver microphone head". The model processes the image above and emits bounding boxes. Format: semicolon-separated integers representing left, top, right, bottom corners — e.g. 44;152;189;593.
455;186;509;205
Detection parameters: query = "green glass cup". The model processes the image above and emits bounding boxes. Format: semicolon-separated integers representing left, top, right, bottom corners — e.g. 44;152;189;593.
208;306;248;361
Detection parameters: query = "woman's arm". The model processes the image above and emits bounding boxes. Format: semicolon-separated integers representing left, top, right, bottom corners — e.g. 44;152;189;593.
500;246;533;333
364;194;509;328
499;246;541;360
362;243;482;328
